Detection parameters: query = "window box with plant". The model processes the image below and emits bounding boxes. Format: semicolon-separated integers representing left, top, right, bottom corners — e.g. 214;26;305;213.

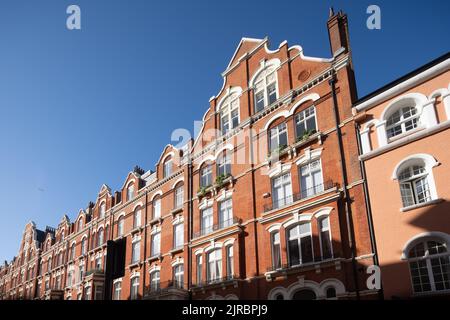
214;173;233;189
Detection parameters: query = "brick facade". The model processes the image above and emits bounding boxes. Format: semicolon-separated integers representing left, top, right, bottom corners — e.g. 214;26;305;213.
0;10;378;300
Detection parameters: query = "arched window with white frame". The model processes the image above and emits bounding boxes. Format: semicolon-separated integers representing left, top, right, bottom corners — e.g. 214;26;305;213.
252;62;279;113
406;236;450;294
393;155;438;209
287;222;313;267
219;90;240;134
99;202;106;219
207;249;222;283
117;216;124;237
150;270;160;292
386;105;420;139
152;197;161;220
127;183;135;201
271;231;282;270
133;206;142;229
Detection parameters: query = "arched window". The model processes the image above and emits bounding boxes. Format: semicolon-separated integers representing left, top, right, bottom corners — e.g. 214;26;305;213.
407;238;450;293
253;64;278;112
217;151;231;177
130;276;140;300
295;105;317;140
219;91;240;134
70;243;76;260
81;238;87;255
99;202;106;218
269;122;288;153
271;231;281;269
287;222;313;267
127;183;135;201
174;183;184;209
117;216;124;237
173;264;184;288
326;287;337;299
97;228;104;247
133;206;142;228
200;163;213;188
47;257;52;272
152;198;161;220
150;271;160;292
386;106;419;139
226;246;234;280
398;162;432;207
78;218;83;231
292;289;316;300
163;157;173;178
207;249;222;283
319;216;332;260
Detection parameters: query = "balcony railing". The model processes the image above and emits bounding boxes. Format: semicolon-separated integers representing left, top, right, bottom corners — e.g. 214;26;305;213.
193;217;241;239
263;180;337;212
192;275;237;288
84;268;104;277
144;280;186;297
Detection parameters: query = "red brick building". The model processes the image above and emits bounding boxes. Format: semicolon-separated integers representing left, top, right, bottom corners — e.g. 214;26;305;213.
0;10;378;300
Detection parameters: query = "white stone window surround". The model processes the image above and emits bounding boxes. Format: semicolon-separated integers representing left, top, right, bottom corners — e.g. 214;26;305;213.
392;154;440;211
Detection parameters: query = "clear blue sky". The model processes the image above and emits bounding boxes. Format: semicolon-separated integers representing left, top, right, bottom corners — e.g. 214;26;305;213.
0;0;449;262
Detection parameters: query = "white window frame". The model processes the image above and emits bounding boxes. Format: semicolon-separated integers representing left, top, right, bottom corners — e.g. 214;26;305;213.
163;159;173;178
287;222;314;267
200;164;213;187
219;91;240;134
295;105;317;139
252;65;279;113
299;159;324;198
219;199;233;229
207;249;222;283
151;232;161;257
201;207;214;236
175;185;184;209
150;270;160;292
173;223;184;249
127;183;135;201
153;198;161;219
386;106;420;139
271;172;293;209
113;281;121;300
318;216;333;260
131;239;140;264
130;276;139;300
134;207;142;228
269;122;288;152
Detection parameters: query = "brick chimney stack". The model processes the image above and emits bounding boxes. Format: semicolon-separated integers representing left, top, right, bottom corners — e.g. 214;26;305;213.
327;8;351;58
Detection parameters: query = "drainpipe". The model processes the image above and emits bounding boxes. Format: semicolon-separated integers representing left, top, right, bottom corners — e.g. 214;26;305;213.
246;58;260;299
187;157;194;300
329;72;360;300
142;190;148;299
354;122;384;300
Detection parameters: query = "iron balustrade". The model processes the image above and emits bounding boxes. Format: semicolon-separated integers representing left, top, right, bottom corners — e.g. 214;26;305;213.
263;180;337;212
193;217;241;238
144;280;186;296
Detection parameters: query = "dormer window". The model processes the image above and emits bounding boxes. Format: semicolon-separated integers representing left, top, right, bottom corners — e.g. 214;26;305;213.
127;183;135;201
219;91;240;135
253;64;278;113
163;158;173;178
386;106;419;139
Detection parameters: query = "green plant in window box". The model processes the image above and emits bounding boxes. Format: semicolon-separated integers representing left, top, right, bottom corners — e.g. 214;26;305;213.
197;186;210;197
215;173;231;188
296;129;317;143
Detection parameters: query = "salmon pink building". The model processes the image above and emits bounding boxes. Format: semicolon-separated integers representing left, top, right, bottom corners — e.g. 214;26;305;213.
354;53;450;299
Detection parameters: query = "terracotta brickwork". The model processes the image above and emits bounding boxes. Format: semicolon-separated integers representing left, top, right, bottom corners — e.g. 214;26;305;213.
0;11;379;300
